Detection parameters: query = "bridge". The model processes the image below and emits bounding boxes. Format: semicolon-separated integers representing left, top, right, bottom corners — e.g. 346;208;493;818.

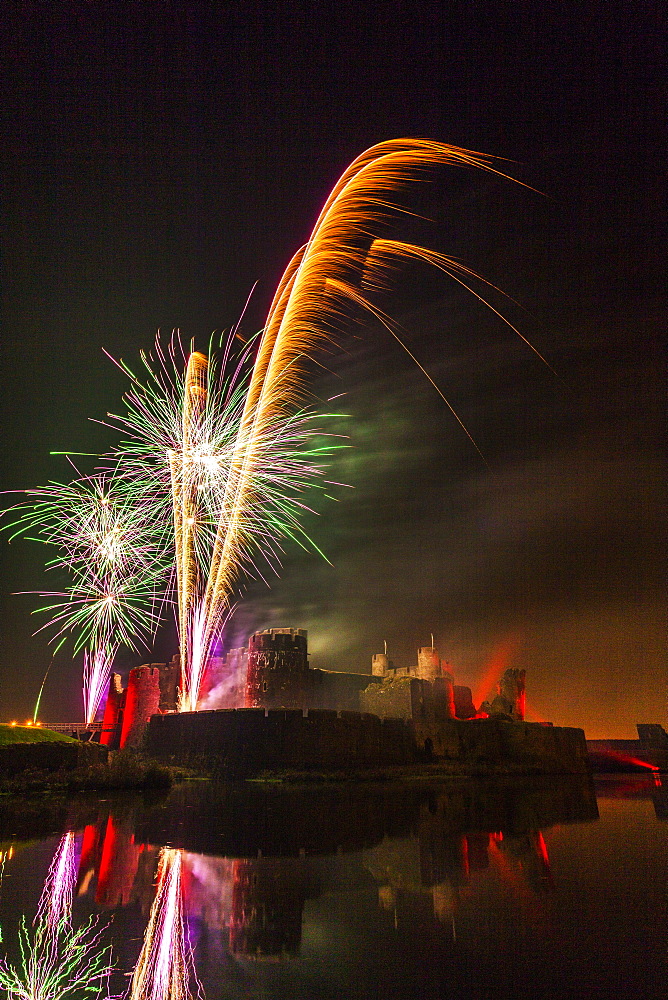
41;722;104;739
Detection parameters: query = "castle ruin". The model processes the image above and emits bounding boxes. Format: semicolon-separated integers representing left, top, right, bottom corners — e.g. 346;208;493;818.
100;628;534;758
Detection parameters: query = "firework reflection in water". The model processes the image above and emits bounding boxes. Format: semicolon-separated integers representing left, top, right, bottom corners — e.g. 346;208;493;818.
130;848;201;1000
0;831;116;1000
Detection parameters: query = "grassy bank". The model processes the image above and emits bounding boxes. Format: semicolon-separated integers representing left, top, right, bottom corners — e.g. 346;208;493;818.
0;724;80;745
0;723;183;794
245;758;592;783
0;752;180;796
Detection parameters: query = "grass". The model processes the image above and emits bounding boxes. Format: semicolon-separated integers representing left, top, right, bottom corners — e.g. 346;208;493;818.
244;757;590;783
64;750;174;791
0;724;79;746
0;737;188;795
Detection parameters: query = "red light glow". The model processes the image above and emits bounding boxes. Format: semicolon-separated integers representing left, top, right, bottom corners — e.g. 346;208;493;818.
472;635;520;710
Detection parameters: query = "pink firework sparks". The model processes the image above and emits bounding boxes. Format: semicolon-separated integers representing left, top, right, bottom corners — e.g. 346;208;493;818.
130;848;201;1000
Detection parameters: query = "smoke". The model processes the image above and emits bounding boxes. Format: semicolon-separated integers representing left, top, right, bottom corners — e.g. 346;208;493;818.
182;853;235;931
198;658;246;711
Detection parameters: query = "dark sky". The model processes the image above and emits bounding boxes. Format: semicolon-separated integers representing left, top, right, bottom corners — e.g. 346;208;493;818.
1;2;664;736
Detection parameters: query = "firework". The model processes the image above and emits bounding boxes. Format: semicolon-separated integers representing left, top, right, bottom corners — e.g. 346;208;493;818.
200;140;510;667
82;645;119;728
3;139;535;717
37;833;77;933
129;848;200;1000
105;332;341;711
0;832;116;1000
3;473;172;719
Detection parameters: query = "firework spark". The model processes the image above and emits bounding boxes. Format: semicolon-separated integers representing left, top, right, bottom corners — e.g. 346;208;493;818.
82;645;119;727
129;848;199;1000
105;332;341;711
3;473;172;719
37;833;77;933
0;832;115;1000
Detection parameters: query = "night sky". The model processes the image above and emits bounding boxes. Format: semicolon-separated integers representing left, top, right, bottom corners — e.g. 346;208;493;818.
1;3;664;736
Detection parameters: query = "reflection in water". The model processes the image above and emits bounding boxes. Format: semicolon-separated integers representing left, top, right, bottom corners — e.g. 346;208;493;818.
2;775;666;998
38;831;77;932
366;823;555;936
229;858;309;959
96;815;144;908
69;778;599;974
0;831;114;999
130;847;200;1000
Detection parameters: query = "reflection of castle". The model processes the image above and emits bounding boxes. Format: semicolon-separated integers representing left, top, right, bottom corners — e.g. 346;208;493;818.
229;858;307;959
370;827;554;930
74;778;593;961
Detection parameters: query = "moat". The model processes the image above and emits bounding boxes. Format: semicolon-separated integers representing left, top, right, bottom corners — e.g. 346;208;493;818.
0;775;665;999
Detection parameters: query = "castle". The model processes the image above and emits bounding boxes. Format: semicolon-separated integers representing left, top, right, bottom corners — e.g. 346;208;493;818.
100;627;527;755
243;627;525;726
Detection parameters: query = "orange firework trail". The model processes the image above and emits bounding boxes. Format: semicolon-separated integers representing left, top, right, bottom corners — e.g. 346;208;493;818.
168;352;210;711
196;140;528;676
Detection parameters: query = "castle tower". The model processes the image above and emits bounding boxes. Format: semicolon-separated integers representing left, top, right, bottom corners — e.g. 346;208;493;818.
480;668;526;720
119;665;161;748
372;653;389;677
499;668;526;720
245;628;308;710
158;656;180;712
100;673;124;748
416;646;442;681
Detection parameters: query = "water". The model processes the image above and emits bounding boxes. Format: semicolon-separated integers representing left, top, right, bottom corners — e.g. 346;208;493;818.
0;775;665;999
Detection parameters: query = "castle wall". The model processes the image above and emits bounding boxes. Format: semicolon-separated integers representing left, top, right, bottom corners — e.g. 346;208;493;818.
144;707;418;775
453;685;476;719
119;665;161;749
157;657;180;712
308;668;373;711
143;708;589;776
360;676;415;720
360;676;457;725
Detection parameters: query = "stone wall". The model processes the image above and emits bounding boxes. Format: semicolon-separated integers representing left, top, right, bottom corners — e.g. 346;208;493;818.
143;708;589;776
449;718;589;772
308;668;373;711
144;707;417;775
